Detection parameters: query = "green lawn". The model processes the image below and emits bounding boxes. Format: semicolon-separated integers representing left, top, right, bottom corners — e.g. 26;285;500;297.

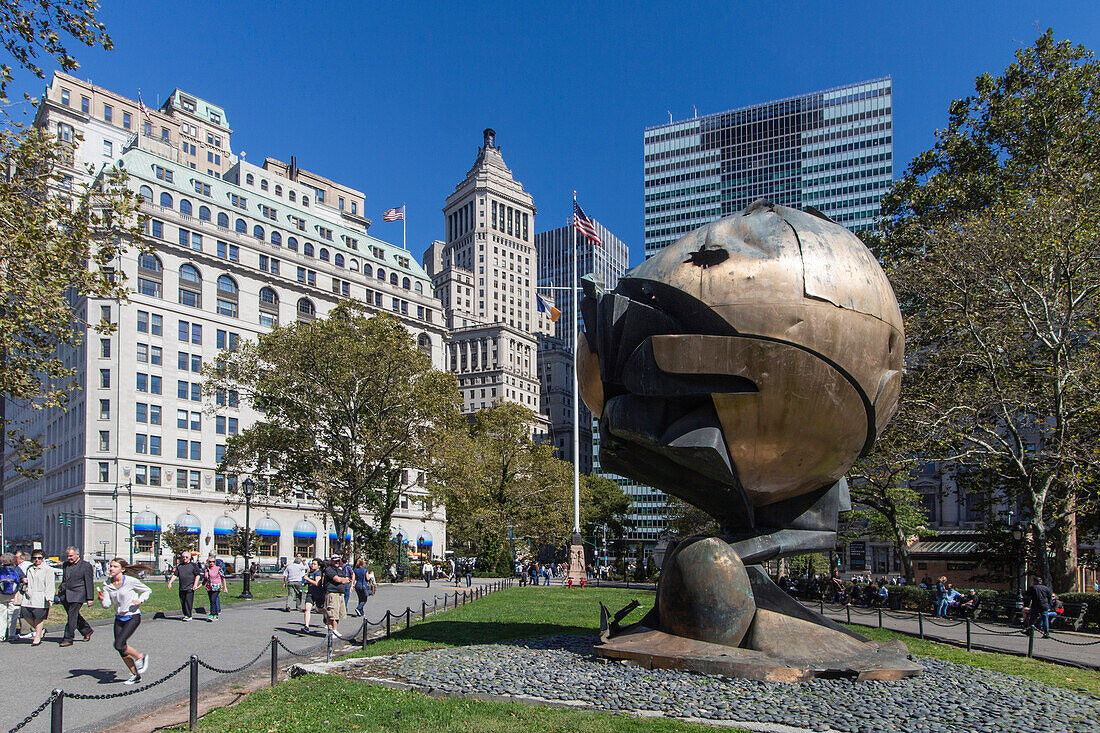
44;578;288;625
180;587;1099;732
846;624;1100;697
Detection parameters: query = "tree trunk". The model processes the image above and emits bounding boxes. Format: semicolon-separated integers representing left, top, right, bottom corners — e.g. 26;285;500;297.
1054;497;1078;593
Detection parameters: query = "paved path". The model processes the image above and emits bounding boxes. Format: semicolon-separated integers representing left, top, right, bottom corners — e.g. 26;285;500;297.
0;578;497;733
806;601;1100;669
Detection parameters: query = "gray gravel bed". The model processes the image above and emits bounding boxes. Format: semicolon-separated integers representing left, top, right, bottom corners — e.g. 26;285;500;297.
374;634;1100;733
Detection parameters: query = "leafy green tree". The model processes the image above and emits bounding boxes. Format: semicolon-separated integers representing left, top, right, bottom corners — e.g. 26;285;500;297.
427;402;572;568
207;303;462;564
228;527;257;569
161;526;198;559
881;30;1100;591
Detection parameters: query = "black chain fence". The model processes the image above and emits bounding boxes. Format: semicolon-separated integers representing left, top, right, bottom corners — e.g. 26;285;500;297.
7;578;513;733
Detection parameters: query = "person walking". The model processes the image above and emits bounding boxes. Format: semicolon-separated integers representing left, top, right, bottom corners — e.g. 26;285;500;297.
58;546;95;646
166;550;202;621
422;561;433;588
100;558;152;684
202;554;227;621
352;558;371;616
0;553;26;641
934;576;949;618
1026;575;1056;638
340;555;353;614
322;555;350;638
464;560;473;588
282;554;307;612
21;550;60;645
302;558;325;632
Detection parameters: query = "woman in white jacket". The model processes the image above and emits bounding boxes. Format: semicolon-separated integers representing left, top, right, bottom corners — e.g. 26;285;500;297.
21;550;61;645
100;558;152;684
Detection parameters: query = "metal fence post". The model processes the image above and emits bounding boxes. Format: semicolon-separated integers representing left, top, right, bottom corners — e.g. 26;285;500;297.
918;612;924;639
270;636;278;688
878;608;883;628
189;655;199;731
965;618;972;651
406;607;412;629
846;604;851;624
386;610;391;638
50;689;63;733
1027;626;1035;657
819;599;824;615
422;600;426;622
361;615;369;650
326;628;333;663
443;593;448;609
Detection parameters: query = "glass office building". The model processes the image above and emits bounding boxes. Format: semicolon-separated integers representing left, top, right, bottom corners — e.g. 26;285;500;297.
644;77;893;257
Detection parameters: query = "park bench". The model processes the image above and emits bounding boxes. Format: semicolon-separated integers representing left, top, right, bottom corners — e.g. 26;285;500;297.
982;597;1021;626
1051;601;1088;632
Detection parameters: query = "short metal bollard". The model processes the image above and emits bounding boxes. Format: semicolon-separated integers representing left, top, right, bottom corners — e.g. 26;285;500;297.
846;604;851;624
1027;626;1035;657
270;635;279;688
965;618;972;651
443;593;448;609
326;628;333;663
422;600;426;622
50;689;63;733
189;655;199;731
918;612;924;639
878;608;883;628
406;607;412;629
819;599;824;615
361;616;369;650
386;610;392;638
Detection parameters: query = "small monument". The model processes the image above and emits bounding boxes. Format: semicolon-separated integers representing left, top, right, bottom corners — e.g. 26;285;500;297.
577;200;920;681
566;531;587;585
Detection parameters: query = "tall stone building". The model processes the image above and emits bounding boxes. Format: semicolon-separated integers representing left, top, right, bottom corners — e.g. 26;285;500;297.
422;130;552;428
2;72;448;563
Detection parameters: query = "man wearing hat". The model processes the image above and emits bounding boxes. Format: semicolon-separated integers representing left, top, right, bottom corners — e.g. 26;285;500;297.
322;556;350;637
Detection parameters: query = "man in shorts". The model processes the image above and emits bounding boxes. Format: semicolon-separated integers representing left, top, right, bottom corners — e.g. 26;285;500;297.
322;555;350;637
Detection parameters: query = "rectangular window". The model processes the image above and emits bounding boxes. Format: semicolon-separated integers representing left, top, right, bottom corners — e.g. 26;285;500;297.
150;435;161;456
134;465;147;485
98;462;109;482
100;338;111;358
215;444;225;464
259;254;268;272
123;111;131;130
192;324;202;344
150;465;161;484
151;313;162;336
150;375;161;394
137;310;149;333
150;346;162;365
228;390;239;408
216;388;225;406
60;88;70;106
99;369;110;388
216;415;225;434
228;417;238;436
191;383;201;401
190;441;201;460
99;431;110;451
177;471;188;490
189;471;201;492
179;320;189;341
307;271;315;287
150;405;161;425
270;258;280;276
103;104;113;123
177;439;187;459
178;351;188;370
177;408;188;429
297;267;306;283
217;299;237;318
81;96;89;113
191;354;201;372
99;399;110;420
190;411;201;430
178;380;188;399
136;433;147;454
103;140;113;157
216;330;226;349
136;402;147;423
136;373;148;392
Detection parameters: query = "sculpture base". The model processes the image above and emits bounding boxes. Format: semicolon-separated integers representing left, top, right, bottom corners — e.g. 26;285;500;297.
566;533;587;584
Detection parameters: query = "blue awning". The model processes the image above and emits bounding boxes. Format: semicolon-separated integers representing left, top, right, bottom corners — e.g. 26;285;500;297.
328;531;352;540
255;518;280;537
134;511;160;533
213;516;236;536
175;513;200;534
294;521;317;539
417;530;433;547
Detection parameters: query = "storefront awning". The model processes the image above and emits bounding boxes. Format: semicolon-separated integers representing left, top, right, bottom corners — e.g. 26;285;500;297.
293;521;317;539
134;511;161;533
213;517;237;536
255;518;280;537
175;513;200;534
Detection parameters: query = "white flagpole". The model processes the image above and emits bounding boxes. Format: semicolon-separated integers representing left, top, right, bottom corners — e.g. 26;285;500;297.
402;202;407;250
571;191;581;535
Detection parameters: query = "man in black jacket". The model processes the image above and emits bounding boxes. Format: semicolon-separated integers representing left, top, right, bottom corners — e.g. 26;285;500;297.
58;546;94;646
1026;575;1056;638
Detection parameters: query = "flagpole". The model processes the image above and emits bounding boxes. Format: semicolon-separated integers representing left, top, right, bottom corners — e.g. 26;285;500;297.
571;191;581;536
402;202;407;250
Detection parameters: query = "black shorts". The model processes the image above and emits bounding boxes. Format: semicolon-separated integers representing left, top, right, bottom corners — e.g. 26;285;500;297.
113;615;141;653
21;605;49;623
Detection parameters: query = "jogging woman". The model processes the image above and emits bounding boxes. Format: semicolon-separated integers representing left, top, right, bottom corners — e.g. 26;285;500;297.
100;558;152;684
203;554;226;621
302;558;324;632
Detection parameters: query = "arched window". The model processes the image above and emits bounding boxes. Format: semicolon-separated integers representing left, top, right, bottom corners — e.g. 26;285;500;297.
297;298;316;320
376;268;385;281
289;191;296;202
235;218;246;233
159;192;173;208
275;185;282;196
253;224;265;240
179;199;192;216
217;212;229;228
334;253;344;268
390;273;398;286
287;236;298;252
271;231;281;246
139;185;153;202
217;275;238;295
259;287;279;328
418;333;431;356
304;242;314;257
414;282;423;294
319;248;330;262
260;179;268;191
259;287;278;305
364;264;373;277
349;258;359;272
198;206;211;222
179;264;202;308
245;173;254;185
302;197;309;207
402;277;410;290
138;253;162;272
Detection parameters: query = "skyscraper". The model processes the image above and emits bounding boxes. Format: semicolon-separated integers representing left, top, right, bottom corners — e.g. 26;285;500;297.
644;77;893;257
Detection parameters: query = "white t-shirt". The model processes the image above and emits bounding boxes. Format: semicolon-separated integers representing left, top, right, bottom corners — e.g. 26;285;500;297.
283;561;307;583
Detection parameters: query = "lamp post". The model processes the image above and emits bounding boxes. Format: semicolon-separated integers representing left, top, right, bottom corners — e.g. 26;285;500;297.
1011;522;1025;624
240;477;255;599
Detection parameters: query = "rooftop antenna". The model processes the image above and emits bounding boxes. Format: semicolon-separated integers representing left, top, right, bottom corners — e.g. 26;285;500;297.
693;104;698;119
667;110;672;124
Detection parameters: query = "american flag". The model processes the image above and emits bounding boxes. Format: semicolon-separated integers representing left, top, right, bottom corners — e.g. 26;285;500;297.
573;201;602;247
382;205;405;222
137;90;152;124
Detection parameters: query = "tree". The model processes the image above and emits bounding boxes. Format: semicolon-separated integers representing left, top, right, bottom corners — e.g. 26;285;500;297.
228;527;257;568
881;30;1100;591
579;473;631;569
161;526;198;558
207;303;462;564
665;494;720;538
427;402;572;570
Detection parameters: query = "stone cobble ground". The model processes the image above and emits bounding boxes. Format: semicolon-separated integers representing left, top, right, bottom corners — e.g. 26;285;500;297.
349;634;1100;733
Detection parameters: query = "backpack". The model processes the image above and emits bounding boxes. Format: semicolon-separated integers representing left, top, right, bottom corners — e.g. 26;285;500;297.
0;566;20;596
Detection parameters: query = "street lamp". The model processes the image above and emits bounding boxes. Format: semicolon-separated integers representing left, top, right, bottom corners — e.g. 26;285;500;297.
240;477;255;600
1011;522;1025;624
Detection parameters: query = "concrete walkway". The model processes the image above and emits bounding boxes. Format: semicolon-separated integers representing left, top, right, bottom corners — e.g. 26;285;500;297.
0;578;498;733
806;601;1100;669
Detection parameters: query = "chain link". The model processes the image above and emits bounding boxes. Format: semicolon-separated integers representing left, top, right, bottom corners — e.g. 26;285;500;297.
276;637;328;657
66;660;191;700
197;644;270;674
7;691;58;733
971;621;1026;637
1044;633;1100;646
923;616;965;628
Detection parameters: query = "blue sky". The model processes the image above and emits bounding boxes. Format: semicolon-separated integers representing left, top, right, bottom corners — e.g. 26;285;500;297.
11;1;1100;267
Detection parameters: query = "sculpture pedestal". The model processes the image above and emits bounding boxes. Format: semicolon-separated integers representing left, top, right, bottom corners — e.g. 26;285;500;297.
566;531;587;585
